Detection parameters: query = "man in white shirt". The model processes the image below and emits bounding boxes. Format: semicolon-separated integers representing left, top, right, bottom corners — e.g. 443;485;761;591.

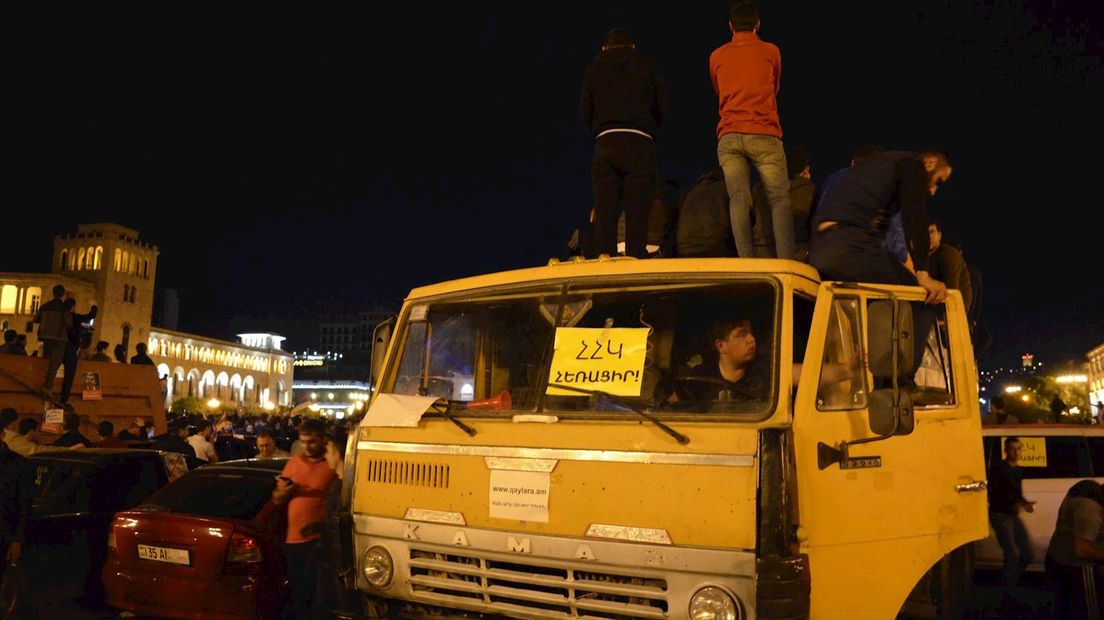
186;421;219;463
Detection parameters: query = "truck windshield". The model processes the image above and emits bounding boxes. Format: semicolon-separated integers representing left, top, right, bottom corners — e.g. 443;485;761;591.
387;278;777;417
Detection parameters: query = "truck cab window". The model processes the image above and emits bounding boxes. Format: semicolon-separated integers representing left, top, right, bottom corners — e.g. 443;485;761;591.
910;305;956;407
816;298;866;410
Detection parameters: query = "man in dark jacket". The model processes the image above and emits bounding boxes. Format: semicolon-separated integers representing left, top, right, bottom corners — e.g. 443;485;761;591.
987;437;1036;591
0;429;32;581
52;412;94;448
810;150;951;301
580;27;668;259
152;419;198;468
926;220;972;313
810;150;953;375
33;284;72;395
675;166;736;258
59;297;97;404
129;342;155;365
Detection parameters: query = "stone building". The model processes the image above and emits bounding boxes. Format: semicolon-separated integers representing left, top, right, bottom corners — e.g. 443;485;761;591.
0;222;293;410
1089;342;1104;419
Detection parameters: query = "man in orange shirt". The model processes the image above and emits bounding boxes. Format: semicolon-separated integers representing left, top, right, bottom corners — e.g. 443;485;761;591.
273;419;335;619
709;1;795;260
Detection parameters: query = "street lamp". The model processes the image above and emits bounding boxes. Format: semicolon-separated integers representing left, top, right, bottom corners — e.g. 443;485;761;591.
207;398;220;410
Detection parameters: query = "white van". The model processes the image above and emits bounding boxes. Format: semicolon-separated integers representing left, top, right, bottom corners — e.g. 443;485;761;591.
976;424;1104;571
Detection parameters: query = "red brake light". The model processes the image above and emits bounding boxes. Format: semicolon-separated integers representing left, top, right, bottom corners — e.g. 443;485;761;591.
107;517;122;554
225;532;264;574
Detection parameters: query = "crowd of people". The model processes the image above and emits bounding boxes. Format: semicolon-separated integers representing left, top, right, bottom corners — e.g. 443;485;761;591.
0;404;358;618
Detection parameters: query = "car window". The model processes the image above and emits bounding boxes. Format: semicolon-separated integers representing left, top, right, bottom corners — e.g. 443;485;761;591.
30;461;93;516
88;457;166;513
1087;437;1104;477
141;470;277;520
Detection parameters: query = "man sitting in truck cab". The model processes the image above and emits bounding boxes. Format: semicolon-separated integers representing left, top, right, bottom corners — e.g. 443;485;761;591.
677;317;769;403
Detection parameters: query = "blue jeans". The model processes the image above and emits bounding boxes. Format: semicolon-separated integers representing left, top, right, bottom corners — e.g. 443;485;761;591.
717;133;795;259
990;511;1033;588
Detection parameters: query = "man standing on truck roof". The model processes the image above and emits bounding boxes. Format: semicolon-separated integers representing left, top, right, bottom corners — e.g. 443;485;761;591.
580;27;668;259
710;1;796;260
987;436;1036;595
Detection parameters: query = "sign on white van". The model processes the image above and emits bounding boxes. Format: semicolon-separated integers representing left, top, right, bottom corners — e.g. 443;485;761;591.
1018;437;1047;467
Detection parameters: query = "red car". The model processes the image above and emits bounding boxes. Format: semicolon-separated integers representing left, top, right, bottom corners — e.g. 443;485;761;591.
102;457;290;620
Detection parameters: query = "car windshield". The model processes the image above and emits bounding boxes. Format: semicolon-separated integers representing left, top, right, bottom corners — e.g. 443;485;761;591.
386;278;778;417
29;460;94;515
141;470;277;520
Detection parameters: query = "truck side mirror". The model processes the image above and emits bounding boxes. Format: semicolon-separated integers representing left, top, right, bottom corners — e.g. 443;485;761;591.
868;388;914;436
370;318;394;391
868;300;914;378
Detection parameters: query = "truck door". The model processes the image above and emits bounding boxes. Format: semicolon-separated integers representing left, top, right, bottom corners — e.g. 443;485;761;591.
791;285;988;618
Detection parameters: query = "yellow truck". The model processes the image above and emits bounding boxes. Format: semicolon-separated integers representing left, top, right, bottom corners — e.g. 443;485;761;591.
348;257;988;619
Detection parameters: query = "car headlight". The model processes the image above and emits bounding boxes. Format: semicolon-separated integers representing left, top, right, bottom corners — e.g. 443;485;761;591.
689;586;740;620
362;545;394;588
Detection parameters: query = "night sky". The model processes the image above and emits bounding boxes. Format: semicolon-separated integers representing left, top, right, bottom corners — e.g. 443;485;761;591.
6;3;1102;368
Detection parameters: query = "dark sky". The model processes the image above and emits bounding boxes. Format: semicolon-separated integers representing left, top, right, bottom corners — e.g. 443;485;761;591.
6;3;1103;368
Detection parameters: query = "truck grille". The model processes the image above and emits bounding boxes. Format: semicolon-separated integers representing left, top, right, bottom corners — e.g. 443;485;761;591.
408;547;668;619
363;459;450;489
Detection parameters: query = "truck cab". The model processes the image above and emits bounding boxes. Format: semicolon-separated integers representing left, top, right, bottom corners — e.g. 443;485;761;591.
348;257;987;619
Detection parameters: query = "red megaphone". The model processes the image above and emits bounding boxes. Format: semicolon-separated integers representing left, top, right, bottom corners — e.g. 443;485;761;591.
458;389;512;411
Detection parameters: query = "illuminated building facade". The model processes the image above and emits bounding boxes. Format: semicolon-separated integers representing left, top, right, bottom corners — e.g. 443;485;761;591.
1089;342;1104;418
0;223;293;410
151;330;293;410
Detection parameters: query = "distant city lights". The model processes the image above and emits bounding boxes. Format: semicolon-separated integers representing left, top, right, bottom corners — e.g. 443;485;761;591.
1056;374;1088;383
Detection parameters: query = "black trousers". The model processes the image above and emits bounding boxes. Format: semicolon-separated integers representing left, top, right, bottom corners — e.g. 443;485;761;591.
1048;556;1102;619
59;343;79;403
284;539;321;619
589;132;656;259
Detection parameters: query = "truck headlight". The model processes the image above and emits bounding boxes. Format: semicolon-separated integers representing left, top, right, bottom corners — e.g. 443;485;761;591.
362;546;394;588
689;586;740;620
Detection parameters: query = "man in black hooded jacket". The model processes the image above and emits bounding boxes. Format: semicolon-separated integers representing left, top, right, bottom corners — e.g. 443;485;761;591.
580;27;668;259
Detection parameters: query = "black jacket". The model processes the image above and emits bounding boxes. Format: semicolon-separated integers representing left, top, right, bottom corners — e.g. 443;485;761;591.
811;151;932;271
675;167;736;258
0;442;31;546
580;46;668;139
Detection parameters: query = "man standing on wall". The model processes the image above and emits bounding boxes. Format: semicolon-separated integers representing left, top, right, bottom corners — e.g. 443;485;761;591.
33;284;71;397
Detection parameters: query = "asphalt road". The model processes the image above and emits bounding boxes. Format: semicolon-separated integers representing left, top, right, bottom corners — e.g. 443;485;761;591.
970;569;1058;620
